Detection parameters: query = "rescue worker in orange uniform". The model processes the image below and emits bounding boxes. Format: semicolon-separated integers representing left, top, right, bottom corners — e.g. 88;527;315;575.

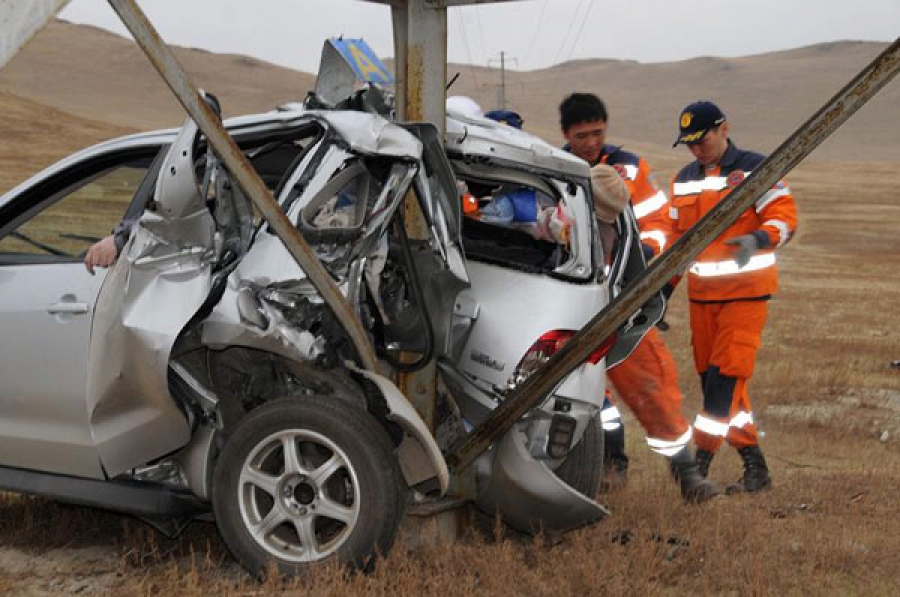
668;101;798;493
560;93;716;502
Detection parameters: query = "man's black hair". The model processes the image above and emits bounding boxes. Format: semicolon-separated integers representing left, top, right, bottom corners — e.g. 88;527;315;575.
559;93;608;132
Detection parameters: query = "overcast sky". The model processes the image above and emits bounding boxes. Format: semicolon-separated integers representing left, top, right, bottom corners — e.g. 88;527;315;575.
58;0;899;73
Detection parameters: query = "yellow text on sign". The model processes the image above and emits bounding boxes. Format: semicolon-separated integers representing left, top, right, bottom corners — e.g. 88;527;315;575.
349;43;390;82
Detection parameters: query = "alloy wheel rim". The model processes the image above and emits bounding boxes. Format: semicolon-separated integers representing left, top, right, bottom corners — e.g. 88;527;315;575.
238;428;361;563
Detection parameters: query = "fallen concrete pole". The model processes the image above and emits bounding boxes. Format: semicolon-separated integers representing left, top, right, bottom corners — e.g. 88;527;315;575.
447;36;900;473
105;0;378;371
0;0;69;69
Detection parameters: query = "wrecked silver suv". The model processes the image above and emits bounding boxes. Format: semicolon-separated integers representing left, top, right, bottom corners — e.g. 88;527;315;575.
0;96;659;575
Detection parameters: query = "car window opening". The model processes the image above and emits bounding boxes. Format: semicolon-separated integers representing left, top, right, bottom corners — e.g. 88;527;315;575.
457;175;572;274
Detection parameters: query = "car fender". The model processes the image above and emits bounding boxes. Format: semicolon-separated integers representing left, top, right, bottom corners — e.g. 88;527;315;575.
347;365;449;496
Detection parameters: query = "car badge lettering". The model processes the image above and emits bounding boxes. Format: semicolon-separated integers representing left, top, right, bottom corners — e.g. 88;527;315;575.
471;350;505;372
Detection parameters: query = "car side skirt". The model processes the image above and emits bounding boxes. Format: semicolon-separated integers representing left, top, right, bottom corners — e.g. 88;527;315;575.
0;465;208;536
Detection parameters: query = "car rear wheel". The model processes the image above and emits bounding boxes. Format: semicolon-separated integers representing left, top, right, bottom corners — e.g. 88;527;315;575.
553;414;604;498
212;395;407;577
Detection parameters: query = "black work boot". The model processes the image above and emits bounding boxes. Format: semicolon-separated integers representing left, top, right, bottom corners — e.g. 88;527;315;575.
696;449;714;478
726;445;772;494
669;448;721;503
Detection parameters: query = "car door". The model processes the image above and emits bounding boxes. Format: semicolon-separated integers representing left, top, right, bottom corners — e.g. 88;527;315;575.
602;206;666;366
0;142;165;478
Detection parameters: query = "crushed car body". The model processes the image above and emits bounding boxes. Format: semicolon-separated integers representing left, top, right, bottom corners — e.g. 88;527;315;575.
0;66;661;573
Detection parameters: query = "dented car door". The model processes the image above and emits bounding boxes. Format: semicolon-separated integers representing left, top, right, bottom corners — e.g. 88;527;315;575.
0;139;164;478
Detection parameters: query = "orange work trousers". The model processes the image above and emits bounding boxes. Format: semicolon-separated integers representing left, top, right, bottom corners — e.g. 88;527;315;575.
689;299;768;452
607;326;689;443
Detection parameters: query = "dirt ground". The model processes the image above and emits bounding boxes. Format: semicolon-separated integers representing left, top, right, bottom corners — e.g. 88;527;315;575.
1;104;900;594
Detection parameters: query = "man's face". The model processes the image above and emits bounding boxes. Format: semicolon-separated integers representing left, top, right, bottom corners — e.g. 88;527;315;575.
687;122;730;166
564;119;607;164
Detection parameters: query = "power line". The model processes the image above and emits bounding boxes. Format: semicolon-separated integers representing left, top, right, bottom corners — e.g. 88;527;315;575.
470;7;491;70
522;0;549;67
552;0;588;66
566;0;597;63
452;8;482;92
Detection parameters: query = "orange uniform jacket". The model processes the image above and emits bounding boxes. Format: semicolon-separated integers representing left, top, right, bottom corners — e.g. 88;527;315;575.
665;140;798;301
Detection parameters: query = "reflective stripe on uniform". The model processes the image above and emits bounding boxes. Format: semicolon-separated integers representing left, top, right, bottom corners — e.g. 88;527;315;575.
694;414;728;437
646;427;693;457
695;412;755;438
763;219;791;247
689;253;776;277
730;410;754;429
601;405;621;423
601;404;622;431
755;187;791;212
633;190;667;219
640;230;667;252
672;176;728;196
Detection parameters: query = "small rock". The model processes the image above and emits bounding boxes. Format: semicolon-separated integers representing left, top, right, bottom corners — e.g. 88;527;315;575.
880;430;889;443
665;546;681;561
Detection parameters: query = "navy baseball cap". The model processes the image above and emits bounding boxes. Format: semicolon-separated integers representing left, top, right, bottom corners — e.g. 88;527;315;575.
485;109;524;129
673;101;726;147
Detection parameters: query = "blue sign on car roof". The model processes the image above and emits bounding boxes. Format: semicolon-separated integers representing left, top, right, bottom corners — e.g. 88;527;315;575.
329;38;395;85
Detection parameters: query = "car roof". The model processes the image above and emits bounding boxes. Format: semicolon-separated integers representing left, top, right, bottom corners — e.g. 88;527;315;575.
445;109;590;179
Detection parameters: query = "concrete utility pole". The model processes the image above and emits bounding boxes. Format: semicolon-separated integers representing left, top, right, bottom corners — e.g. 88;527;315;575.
368;0;522;131
362;0;523;437
488;50;517;110
0;0;69;69
363;0;524;542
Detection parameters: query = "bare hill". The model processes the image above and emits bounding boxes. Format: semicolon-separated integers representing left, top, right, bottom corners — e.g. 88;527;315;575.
449;41;900;162
1;21;897;162
0;90;131;193
0;21;316;130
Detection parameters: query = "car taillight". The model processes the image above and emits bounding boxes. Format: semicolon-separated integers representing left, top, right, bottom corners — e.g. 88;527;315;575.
505;329;616;393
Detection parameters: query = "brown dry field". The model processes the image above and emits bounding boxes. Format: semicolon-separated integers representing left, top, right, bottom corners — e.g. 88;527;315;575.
1;21;900;597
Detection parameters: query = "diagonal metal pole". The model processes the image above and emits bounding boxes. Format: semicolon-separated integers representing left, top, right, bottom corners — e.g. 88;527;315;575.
446;36;900;473
105;0;378;371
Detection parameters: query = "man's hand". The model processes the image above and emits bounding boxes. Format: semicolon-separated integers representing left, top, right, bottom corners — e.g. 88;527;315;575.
84;235;118;275
725;234;762;268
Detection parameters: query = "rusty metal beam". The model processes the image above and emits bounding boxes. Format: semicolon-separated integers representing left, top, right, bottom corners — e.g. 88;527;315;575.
105;0;379;372
446;36;900;473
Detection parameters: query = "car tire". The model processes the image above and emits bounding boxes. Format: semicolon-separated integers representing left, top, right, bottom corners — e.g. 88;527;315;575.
553;414;604;498
212;395;407;577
